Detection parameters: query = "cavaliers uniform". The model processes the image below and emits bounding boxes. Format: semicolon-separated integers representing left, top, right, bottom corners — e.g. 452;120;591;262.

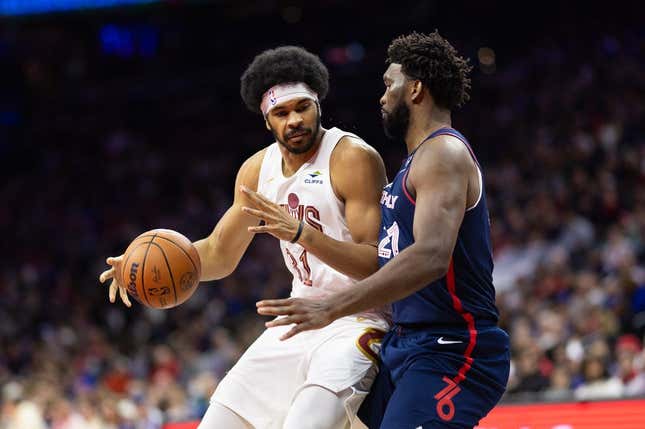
211;127;388;429
358;127;510;429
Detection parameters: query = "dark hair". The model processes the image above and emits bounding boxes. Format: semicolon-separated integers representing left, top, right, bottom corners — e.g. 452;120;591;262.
387;31;472;110
240;46;329;114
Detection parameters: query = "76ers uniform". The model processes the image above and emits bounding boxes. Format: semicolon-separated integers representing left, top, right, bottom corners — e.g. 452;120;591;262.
359;128;510;429
211;127;388;429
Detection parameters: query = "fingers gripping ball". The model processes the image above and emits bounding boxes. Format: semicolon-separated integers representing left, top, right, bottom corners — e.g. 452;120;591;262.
121;229;201;309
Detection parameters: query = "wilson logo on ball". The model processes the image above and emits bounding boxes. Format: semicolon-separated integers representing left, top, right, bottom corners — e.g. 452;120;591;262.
127;262;140;298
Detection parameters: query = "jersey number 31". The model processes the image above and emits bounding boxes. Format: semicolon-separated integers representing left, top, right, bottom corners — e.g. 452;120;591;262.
285;248;313;286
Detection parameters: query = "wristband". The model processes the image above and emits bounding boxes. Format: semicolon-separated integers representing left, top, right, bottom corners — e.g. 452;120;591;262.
290;221;304;243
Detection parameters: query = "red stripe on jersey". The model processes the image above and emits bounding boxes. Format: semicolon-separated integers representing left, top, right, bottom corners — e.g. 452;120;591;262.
446;258;478;384
402;169;416;205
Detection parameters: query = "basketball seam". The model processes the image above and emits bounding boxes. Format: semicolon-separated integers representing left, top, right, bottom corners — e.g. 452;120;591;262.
146;235;199;272
135;234;159;240
140;233;158;307
149;241;178;307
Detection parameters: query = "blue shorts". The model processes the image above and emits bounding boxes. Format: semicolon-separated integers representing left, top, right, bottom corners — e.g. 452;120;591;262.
358;324;510;429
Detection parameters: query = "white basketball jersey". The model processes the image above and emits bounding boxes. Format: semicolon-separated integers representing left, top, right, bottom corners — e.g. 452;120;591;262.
258;127;361;299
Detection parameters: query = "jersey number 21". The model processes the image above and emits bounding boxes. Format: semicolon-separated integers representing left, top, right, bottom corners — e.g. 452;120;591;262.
378;222;400;259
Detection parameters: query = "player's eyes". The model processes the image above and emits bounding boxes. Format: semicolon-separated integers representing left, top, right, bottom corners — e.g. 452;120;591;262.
275;111;288;117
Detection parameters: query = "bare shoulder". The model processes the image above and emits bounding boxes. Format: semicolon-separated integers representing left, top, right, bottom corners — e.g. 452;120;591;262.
331;135;383;167
412;134;471;173
237;147;268;191
330;135;387;201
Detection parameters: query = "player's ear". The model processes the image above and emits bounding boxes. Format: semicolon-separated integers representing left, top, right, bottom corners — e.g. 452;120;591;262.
264;117;271;131
410;80;424;104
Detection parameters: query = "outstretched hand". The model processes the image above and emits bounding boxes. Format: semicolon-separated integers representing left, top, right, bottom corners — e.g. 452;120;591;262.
98;255;132;307
256;297;336;340
240;185;302;242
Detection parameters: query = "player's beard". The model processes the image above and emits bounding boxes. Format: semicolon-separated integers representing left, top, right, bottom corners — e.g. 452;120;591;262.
382;97;410;141
273;113;321;155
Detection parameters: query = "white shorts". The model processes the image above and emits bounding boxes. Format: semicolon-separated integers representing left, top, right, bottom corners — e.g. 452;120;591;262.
210;316;388;429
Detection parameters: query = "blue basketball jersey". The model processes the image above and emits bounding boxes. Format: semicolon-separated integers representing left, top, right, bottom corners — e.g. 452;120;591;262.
377;127;499;328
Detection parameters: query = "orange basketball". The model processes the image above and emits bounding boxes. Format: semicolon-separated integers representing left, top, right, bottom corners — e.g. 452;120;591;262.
121;229;201;309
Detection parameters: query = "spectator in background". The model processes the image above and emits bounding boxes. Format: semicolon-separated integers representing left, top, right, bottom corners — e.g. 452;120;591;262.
574;356;623;400
508;347;550;395
0;382;46;429
614;334;645;397
543;367;573;402
49;398;86;429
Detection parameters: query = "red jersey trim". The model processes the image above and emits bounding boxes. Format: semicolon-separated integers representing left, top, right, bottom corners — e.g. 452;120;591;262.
446;258;478;384
402;168;416;206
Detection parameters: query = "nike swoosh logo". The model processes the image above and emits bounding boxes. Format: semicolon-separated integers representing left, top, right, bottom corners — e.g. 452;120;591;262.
437;337;463;345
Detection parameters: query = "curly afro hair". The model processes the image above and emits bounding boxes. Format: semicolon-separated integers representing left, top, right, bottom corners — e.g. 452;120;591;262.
387;31;472;110
240;46;329;114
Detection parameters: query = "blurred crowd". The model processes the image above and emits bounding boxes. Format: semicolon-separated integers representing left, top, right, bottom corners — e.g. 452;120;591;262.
483;34;645;402
1;4;644;429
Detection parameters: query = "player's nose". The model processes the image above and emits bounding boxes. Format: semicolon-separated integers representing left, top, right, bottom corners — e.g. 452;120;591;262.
287;111;304;127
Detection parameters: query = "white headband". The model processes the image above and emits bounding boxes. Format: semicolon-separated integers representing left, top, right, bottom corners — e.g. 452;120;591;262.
260;82;318;116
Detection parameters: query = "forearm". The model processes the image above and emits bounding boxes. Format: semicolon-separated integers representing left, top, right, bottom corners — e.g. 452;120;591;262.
330;243;449;318
193;237;236;281
298;224;378;280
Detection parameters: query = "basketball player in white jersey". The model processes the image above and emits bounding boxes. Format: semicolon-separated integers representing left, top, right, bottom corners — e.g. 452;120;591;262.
99;46;388;428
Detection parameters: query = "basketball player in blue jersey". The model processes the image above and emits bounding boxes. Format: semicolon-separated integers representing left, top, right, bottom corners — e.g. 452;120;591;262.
257;32;510;428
